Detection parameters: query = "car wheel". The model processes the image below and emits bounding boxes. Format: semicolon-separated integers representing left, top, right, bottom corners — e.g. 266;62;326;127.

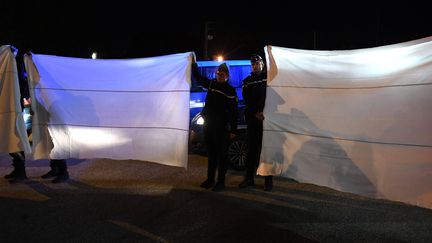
228;136;248;171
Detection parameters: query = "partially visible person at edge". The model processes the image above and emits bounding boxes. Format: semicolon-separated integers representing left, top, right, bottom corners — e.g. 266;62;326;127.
191;59;238;192
4;46;30;183
4;48;69;183
238;54;273;191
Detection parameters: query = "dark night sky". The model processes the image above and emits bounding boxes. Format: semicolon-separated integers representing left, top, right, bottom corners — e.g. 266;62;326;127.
1;1;431;60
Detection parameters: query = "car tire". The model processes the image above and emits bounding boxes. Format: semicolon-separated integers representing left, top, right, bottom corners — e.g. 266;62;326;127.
228;134;248;171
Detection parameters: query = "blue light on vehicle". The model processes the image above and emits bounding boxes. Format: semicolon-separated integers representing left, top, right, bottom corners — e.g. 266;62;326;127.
197;60;251;67
189;100;204;108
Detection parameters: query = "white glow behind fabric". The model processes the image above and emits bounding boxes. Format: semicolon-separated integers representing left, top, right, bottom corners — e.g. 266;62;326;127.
25;52;192;168
259;38;432;209
0;45;31;154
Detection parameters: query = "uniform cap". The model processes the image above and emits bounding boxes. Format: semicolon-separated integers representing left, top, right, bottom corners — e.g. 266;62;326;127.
250;54;263;62
217;62;229;74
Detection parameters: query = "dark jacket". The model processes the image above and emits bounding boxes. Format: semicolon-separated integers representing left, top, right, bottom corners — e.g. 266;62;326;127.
242;71;267;120
10;47;30;109
192;63;238;134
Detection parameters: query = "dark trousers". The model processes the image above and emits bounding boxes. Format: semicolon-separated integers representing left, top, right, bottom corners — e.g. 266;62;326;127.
6;152;26;179
245;117;263;179
9;152;25;163
204;122;229;183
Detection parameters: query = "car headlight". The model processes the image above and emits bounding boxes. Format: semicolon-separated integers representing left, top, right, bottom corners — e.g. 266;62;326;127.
196;116;204;125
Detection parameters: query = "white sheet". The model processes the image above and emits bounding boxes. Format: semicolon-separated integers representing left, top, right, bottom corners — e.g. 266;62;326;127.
0;45;31;154
25;52;193;168
259;37;432;209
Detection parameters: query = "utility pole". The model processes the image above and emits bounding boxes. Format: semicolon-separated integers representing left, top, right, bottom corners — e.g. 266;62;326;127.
204;21;215;60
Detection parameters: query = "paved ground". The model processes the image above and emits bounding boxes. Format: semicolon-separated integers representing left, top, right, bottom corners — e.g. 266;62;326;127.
1;152;432;242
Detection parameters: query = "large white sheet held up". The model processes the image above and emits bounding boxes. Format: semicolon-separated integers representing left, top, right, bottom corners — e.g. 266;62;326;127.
25;52;193;168
259;38;432;209
0;45;31;154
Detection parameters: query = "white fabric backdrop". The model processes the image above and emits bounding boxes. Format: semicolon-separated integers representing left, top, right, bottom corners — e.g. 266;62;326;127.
25;52;193;168
0;45;31;154
258;37;432;209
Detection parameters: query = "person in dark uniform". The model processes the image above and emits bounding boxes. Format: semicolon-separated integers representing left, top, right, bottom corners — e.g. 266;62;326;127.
23;52;70;183
238;54;273;191
191;61;238;192
4;48;69;184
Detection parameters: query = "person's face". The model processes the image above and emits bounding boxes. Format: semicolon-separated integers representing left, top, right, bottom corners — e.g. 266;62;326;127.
251;60;264;74
216;70;229;83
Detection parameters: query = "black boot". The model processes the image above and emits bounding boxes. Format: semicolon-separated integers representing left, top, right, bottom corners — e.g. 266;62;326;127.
212;182;225;192
200;179;215;189
4;168;18;179
51;160;69;183
41;160;59;179
264;176;273;191
6;152;27;183
238;177;255;188
8;167;27;183
212;172;226;192
5;153;24;179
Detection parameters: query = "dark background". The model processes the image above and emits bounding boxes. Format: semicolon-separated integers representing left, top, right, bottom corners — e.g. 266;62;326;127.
1;1;430;60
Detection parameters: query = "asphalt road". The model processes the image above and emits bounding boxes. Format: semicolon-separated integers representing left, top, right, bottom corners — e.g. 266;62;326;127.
1;153;431;242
